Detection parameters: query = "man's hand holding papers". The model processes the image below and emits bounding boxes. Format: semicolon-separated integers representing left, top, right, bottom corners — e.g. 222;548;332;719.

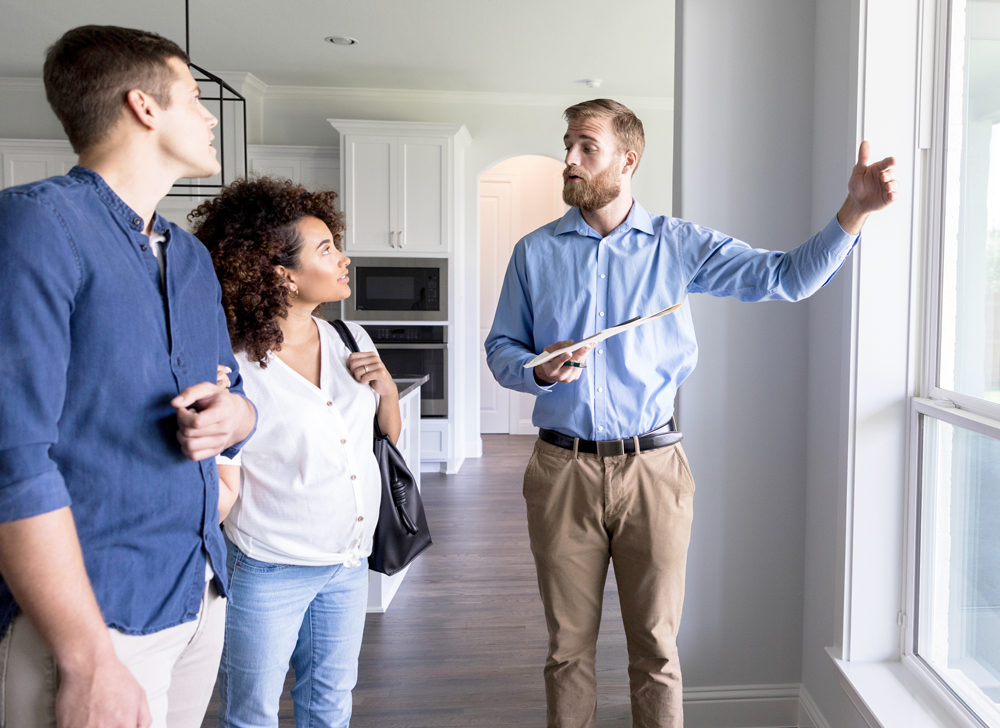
529;303;683;386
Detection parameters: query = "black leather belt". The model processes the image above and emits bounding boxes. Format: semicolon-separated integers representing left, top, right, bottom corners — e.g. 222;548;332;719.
539;419;682;457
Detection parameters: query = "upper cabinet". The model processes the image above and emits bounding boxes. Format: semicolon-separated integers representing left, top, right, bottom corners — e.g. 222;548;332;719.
329;121;471;254
249;145;339;193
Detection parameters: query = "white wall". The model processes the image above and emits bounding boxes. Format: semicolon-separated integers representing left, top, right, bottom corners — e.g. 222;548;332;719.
799;0;871;721
675;0;820;690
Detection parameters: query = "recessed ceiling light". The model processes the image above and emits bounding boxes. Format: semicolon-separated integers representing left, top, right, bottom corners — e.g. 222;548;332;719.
581;79;603;89
324;36;358;46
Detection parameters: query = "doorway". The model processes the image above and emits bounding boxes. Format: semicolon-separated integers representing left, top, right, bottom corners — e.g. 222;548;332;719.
479;155;568;434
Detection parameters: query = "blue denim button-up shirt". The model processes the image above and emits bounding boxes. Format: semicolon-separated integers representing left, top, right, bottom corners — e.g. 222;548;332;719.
0;167;252;635
485;200;858;440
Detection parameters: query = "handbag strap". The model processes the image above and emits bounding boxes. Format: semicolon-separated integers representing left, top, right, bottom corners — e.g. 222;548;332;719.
330;319;386;440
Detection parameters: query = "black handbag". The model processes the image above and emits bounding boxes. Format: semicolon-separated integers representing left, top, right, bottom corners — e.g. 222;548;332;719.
331;319;432;575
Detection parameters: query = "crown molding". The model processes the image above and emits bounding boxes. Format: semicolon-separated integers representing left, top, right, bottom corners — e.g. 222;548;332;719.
0;75;674;112
269;84;673;111
0;77;45;91
328;119;472;144
0;138;72;150
214;72;268;98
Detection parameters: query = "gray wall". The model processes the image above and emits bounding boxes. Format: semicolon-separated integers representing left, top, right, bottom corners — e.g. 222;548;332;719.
675;0;816;688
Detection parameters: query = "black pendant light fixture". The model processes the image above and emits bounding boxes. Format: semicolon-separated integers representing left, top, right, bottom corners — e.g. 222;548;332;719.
167;0;248;197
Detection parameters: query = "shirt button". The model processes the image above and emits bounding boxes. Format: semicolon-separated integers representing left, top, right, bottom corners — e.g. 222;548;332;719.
351;475;357;480
176;356;183;366
327;401;333;406
598;349;603;354
341;439;347;444
132;217;141;226
140;244;148;251
599;312;605;317
600;274;606;279
598;387;604;393
598;426;604;432
358;516;364;522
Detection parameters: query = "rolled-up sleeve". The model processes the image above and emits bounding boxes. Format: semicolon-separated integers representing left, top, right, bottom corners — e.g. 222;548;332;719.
484;241;556;396
0;193;80;522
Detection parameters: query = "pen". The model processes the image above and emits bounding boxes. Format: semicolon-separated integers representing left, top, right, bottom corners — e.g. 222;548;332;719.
562;361;587;368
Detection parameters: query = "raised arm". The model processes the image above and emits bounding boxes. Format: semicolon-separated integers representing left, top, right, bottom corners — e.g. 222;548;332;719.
685;141;897;303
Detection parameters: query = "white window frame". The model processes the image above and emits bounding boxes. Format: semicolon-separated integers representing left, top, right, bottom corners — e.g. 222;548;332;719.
831;1;1000;726
900;0;1000;724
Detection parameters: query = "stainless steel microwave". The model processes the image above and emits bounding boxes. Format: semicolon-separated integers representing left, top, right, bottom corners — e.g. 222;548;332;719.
341;257;448;322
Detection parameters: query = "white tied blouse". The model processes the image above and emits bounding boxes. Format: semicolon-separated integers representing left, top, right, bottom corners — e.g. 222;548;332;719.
218;319;381;568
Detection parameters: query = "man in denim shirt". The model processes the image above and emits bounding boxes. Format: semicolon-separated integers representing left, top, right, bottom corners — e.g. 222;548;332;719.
0;26;256;728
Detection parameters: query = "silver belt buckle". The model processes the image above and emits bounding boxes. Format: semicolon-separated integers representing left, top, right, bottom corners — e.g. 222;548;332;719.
596;439;626;457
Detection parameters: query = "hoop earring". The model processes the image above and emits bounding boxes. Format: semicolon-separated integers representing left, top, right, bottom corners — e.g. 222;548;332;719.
291;286;299;298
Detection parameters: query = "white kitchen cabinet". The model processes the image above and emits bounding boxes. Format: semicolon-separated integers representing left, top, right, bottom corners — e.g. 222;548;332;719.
329;121;470;254
248;145;338;193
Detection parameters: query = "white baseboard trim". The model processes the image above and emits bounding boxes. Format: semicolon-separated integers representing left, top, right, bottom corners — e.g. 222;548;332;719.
798;685;833;728
682;684;800;728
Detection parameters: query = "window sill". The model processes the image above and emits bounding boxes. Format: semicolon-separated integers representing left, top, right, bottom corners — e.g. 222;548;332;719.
827;648;981;728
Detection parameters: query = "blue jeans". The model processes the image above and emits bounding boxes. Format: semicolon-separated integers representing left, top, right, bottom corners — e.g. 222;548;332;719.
217;539;369;728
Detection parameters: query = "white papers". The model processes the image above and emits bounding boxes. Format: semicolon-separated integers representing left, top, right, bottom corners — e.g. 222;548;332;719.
523;303;683;368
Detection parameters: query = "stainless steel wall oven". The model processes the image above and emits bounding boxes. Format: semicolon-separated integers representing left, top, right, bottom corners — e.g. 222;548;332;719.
363;325;447;417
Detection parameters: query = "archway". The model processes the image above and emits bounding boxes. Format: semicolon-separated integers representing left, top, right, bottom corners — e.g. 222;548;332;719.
479;155;568;434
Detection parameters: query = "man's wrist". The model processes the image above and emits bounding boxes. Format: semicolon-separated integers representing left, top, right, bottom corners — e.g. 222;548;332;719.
52;626;117;674
228;393;256;446
533;367;552;386
837;196;869;236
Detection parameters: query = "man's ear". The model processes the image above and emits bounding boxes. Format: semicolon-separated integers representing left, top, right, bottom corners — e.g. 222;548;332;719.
124;89;159;132
622;150;639;177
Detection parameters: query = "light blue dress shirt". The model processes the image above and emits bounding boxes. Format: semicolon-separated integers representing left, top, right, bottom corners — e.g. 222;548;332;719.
484;199;858;441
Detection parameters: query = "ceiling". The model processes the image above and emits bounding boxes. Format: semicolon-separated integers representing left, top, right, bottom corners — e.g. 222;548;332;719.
0;0;674;97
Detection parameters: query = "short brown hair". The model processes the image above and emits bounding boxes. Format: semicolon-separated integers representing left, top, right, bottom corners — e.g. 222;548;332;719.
563;99;646;172
190;176;346;367
43;25;188;153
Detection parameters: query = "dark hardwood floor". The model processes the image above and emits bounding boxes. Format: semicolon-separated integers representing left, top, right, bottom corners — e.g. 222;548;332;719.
203;434;632;727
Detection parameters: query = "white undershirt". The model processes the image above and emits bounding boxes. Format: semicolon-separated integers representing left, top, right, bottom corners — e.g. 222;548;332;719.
217;319;382;568
148;230;167;290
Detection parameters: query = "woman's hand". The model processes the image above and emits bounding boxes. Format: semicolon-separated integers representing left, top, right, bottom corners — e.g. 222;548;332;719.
347;352;398;399
347;351;401;444
217;365;232;389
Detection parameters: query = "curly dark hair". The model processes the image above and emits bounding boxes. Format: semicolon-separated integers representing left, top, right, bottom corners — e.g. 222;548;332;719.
189;176;345;367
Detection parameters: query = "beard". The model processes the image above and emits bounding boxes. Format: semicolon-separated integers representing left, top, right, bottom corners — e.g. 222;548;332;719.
562;161;622;212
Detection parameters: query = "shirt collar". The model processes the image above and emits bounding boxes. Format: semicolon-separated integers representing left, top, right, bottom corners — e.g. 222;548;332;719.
68;166;170;236
554;198;656;238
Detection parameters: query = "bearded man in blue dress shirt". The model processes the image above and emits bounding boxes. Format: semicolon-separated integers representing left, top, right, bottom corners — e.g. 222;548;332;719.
485;99;897;728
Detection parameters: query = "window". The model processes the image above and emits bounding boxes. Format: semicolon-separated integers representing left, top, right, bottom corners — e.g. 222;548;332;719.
912;0;1000;724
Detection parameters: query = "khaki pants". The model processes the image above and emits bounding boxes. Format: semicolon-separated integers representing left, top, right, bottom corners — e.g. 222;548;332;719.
0;578;225;728
523;439;696;728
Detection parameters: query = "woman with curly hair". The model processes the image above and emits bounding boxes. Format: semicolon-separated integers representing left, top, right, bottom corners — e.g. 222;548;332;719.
189;176;399;728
